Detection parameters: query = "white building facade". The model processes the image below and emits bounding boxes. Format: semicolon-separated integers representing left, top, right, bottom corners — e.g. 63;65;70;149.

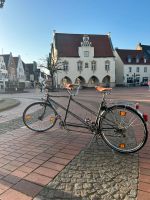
115;49;150;86
51;33;116;88
0;56;8;91
14;56;26;82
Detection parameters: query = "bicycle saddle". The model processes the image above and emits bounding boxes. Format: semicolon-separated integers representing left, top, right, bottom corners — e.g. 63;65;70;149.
65;84;79;90
95;86;112;92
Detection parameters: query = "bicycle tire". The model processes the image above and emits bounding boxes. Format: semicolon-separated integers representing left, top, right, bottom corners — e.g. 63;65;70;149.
98;105;148;153
23;102;57;132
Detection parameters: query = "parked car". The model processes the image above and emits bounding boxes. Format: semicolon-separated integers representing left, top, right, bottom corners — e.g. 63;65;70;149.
140;81;148;86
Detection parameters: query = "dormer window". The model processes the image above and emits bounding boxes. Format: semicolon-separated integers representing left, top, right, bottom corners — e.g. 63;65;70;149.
136;55;139;63
144;56;147;63
127;55;132;63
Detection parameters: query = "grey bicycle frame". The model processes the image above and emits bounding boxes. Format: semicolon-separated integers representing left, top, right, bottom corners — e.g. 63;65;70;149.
46;92;107;130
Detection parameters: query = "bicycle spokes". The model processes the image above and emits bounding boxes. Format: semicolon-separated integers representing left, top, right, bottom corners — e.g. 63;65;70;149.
99;106;147;153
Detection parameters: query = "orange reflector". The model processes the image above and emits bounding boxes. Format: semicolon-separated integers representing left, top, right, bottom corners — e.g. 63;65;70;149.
25;115;32;120
119;143;126;148
143;113;148;122
120;111;126;116
50;117;55;123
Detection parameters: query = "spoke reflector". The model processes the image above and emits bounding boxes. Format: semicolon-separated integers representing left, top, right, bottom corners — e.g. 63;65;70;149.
25;115;32;120
120;111;126;116
119;143;126;148
50;117;55;123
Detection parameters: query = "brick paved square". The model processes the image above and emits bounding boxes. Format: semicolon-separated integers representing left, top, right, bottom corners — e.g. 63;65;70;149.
0;87;150;199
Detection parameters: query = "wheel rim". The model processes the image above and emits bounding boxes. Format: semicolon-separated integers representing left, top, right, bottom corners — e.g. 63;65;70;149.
23;103;56;132
99;106;147;153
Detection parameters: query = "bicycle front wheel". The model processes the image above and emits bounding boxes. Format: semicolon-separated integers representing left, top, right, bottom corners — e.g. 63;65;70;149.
98;105;148;153
23;102;57;132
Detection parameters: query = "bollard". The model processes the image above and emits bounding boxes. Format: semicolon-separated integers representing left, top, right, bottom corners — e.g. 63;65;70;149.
143;113;148;122
135;102;139;110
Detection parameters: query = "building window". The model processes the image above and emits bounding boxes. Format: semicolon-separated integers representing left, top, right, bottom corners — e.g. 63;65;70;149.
142;77;148;82
127;55;132;63
77;61;83;72
91;61;96;71
81;35;92;47
136;67;139;73
63;61;69;71
127;77;133;83
105;60;110;72
85;63;88;68
84;51;89;57
136;77;140;85
144;56;147;63
129;67;132;73
144;67;147;72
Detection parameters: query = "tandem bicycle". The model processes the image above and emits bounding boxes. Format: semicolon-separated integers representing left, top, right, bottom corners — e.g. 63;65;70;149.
23;84;148;153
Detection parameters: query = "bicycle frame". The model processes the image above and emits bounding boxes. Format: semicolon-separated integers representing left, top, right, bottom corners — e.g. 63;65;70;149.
45;91;108;132
23;85;148;153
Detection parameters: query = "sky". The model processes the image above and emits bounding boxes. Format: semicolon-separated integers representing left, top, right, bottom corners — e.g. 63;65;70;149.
1;0;150;65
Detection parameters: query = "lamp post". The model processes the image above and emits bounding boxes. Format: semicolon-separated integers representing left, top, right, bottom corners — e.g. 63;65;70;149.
0;0;5;8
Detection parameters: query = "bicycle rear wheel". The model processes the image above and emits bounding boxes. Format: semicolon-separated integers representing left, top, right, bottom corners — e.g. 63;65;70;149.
23;102;57;132
98;105;148;153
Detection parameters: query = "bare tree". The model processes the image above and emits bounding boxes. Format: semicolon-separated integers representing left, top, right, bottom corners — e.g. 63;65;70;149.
38;53;63;91
0;0;5;8
47;53;63;91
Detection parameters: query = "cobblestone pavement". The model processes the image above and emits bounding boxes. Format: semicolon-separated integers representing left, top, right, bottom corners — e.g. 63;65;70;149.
35;140;138;200
0;87;149;200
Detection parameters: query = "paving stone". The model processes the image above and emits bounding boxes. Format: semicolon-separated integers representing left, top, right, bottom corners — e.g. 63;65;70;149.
36;142;139;199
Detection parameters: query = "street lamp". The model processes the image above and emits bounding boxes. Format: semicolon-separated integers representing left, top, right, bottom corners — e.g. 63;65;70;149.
0;0;5;8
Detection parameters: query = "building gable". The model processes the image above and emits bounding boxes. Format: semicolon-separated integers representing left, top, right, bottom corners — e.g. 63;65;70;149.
7;53;17;81
14;56;25;81
1;54;10;68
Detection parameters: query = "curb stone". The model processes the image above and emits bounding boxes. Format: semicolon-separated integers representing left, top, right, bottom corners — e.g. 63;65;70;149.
0;98;20;112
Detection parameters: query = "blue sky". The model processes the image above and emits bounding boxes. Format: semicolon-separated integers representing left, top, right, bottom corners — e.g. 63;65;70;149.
1;0;150;64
